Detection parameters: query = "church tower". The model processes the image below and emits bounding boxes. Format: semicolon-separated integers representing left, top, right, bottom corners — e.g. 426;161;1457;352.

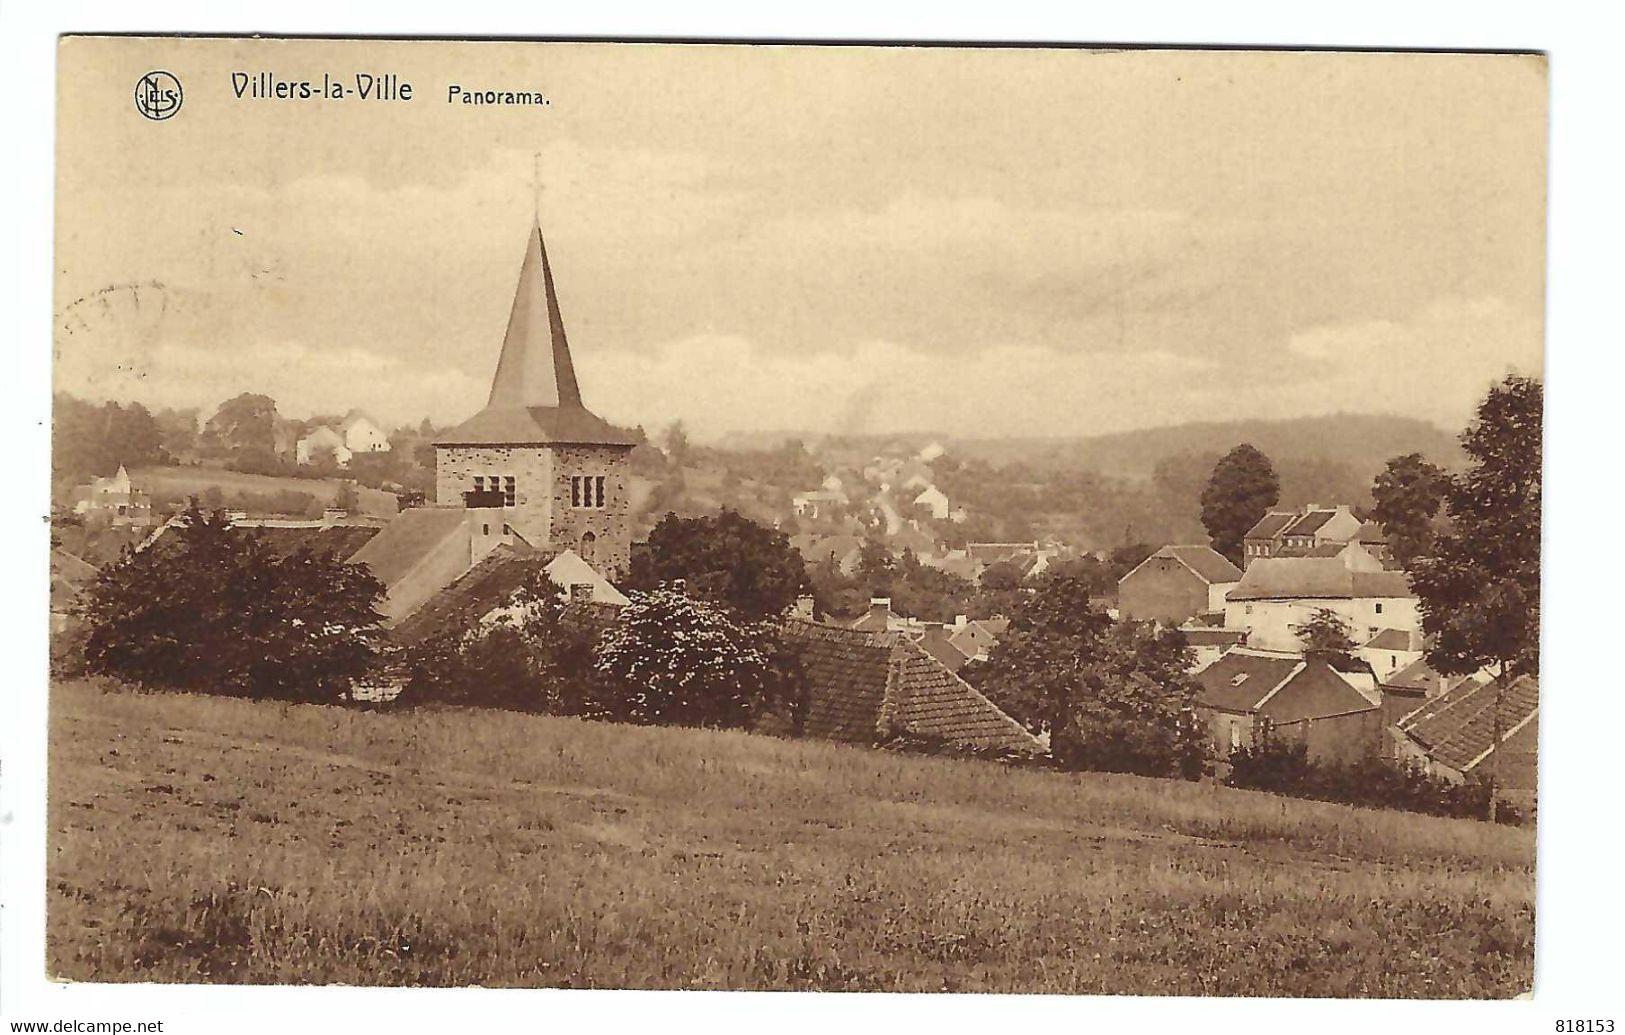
434;221;637;579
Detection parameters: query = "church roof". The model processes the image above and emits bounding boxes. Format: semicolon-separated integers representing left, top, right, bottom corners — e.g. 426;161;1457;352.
436;221;637;448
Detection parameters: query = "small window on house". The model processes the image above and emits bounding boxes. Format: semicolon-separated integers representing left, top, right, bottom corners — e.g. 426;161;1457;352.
474;476;485;493
1245;604;1254;615
503;523;512;535
570;476;581;508
595;476;606;508
482;524;490;536
1391;654;1398;668
1375;602;1384;615
570;475;606;509
503;476;516;507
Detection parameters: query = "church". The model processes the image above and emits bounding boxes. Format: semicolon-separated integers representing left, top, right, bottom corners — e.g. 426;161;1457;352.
349;218;636;627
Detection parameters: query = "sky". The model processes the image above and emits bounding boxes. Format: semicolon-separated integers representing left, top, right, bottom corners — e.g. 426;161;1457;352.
54;39;1547;440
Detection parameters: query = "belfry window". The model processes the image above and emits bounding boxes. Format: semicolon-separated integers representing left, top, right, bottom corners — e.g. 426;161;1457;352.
474;476;485;494
571;475;606;509
503;476;516;507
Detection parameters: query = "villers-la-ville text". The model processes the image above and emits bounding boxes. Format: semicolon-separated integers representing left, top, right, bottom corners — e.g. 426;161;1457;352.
232;71;415;102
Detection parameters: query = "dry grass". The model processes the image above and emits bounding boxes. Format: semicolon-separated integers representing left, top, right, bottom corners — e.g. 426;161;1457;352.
48;678;1534;995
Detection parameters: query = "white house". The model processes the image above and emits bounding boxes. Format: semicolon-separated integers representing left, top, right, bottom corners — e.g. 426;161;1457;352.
71;464;154;527
296;424;352;466
913;485;950;520
1224;543;1418;652
341;410;392;456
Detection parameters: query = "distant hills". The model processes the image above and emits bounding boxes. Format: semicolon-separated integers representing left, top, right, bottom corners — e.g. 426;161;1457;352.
714;413;1465;482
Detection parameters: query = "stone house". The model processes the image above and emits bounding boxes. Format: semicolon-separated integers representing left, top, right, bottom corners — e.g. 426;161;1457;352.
1117;545;1242;625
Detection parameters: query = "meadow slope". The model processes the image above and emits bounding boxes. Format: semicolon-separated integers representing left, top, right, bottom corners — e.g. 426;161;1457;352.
48;680;1535;996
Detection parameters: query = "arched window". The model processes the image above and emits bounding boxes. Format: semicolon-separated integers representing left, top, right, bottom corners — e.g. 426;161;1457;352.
580;531;596;563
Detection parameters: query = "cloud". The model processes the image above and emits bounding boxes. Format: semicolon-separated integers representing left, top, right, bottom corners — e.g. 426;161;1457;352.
576;334;1219;440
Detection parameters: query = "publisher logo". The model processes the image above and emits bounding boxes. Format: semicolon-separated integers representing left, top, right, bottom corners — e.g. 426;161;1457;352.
134;71;183;121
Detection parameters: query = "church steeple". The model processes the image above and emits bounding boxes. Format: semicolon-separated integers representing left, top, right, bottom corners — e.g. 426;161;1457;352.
486;222;583;410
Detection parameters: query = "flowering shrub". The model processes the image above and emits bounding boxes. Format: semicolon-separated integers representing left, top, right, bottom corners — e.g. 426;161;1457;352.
593;587;774;728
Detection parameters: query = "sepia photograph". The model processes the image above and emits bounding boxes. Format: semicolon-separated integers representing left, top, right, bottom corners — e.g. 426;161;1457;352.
39;32;1548;1005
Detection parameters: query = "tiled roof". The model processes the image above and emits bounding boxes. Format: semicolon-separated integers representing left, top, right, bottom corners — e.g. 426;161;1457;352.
245;524;383;562
1227;557;1413;601
1363;628;1422;651
919;626;973;673
1151;545;1242;584
390;543;556;646
1282;510;1337;537
779;620;1042;753
1244;511;1297;540
948;620;1004;658
349;508;470;588
1261;661;1380;723
434;405;639;447
1275;542;1349;559
1195;649;1377;720
1194;650;1303;711
1400;674;1539;773
1384;655;1447;693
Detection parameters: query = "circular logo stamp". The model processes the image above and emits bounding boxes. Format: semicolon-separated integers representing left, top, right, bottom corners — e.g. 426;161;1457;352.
134;71;183;121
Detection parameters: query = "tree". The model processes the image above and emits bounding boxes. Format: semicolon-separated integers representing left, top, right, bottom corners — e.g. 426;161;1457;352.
334;480;360;513
399;569;601;714
663;420;691;468
855;534;894;589
1411;376;1542;681
1409;376;1542;820
206;393;279;455
1200;444;1280;564
593;588;772;728
964;575;1205;778
52;394;170;486
1372;453;1447;567
81;501;384;701
629;509;808;620
1297;607;1357;661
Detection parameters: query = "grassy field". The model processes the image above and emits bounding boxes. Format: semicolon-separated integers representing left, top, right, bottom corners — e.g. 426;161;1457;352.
130;465;399;517
48;679;1535;995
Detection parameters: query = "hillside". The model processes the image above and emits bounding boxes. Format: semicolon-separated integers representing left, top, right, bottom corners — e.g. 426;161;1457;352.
49;680;1533;995
714;413;1463;481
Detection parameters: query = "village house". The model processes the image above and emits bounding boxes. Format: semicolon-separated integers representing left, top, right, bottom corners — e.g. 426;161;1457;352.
1358;627;1426;683
912;484;950;520
71;464;155;528
1177;625;1249;673
791;489;847;521
296;410;393;467
1391;674;1538;803
1117;544;1242;625
1194;647;1384;765
779;620;1043;754
1241;504;1364;568
1224;542;1417;651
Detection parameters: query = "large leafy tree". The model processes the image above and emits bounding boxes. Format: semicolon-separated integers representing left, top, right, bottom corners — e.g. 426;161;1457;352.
204;392;279;456
1200;444;1281;564
629;509;808;620
964;575;1205;778
52;394;169;486
1410;375;1542;680
1372;452;1448;567
593;587;773;728
81;501;384;701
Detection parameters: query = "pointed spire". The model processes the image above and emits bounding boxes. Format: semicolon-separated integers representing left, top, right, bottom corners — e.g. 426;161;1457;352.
486;222;583;410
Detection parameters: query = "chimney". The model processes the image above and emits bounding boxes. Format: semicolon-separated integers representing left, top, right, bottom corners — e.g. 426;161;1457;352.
869;597;891;623
569;583;595;603
954;614;969;630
